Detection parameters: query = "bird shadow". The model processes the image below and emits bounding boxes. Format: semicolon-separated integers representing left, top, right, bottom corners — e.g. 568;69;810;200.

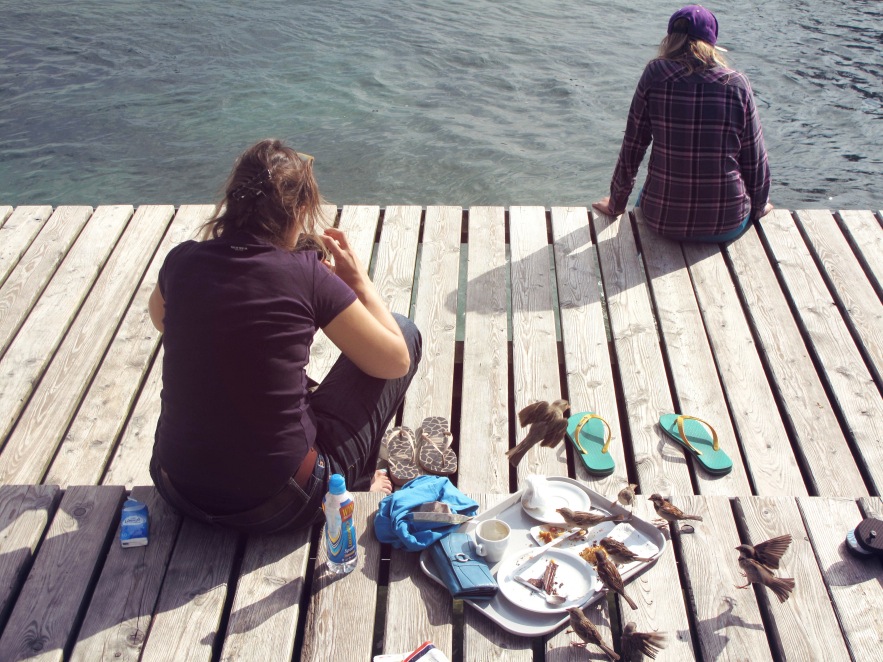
678;596;765;662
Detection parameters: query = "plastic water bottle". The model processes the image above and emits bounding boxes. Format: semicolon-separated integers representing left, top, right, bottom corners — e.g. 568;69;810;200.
323;474;358;574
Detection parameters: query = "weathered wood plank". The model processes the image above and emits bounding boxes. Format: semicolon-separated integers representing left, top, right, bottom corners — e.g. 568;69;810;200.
759;210;883;494
219;526;313;662
837;209;883;297
796;209;883;387
372;205;421;317
0;207;91;359
0;206;131;452
798;496;883;660
45;205;208;487
636;215;752;496
402;206;461;435
0;485;60;633
673;495;772;661
140;520;239;662
551;207;626;496
682;240;807;496
459;207;509;493
301;492;382;662
735;496;850;660
725;220;867;496
0;485;125;662
0;204;170;484
510;206;567;482
71;486;181;662
0;206;53;288
0;206;12;227
592;211;693;496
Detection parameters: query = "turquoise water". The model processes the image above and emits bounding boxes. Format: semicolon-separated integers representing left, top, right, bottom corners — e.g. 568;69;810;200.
1;1;881;208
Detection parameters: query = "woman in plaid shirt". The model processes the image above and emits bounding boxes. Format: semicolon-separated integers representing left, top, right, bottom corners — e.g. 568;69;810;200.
594;5;773;242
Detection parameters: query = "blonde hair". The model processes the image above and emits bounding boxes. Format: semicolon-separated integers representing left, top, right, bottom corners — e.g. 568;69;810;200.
203;139;329;255
658;20;728;74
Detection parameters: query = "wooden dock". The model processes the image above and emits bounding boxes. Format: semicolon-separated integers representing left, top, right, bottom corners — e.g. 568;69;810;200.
0;203;881;660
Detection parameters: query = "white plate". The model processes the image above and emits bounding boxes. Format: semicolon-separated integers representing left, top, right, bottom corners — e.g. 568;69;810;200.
521;479;592;525
497;548;598;614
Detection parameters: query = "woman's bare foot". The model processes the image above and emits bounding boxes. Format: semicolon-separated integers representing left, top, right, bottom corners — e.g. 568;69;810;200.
370;469;393;495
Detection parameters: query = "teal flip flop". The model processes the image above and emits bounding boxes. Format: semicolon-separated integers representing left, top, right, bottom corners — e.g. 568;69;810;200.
659;414;733;475
566;412;615;476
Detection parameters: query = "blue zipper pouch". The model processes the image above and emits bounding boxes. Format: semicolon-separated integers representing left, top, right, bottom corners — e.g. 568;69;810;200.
428;532;498;600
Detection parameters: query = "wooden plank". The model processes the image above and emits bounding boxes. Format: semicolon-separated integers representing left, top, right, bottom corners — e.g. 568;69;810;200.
592;211;693;496
402;206;461;450
798;496;883;660
0;206;12;227
674;495;772;661
735;496;850;660
682;240;807;496
45;205;209;487
372;205;421;316
301;492;382;662
636;215;752;496
0;204;170;484
758;210;883;494
510;206;567;481
0;207;91;359
725;221;867;496
219;526;312;662
140;520;239;662
0;205;53;288
551;207;626;496
71;486;182;662
797;209;883;386
837;209;883;297
459;207;509;493
463;494;530;660
0;206;131;452
0;485;125;662
307;205;380;382
0;485;60;632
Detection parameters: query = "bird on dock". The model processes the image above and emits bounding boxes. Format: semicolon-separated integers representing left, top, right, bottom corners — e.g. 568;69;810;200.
648;494;703;529
566;607;620;660
599;537;655;565
735;534;795;603
620;622;668;661
556;507;630;529
592;547;638;610
505;399;570;466
618;483;638;511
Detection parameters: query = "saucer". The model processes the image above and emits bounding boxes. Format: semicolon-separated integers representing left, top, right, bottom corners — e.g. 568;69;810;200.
521;479;592;525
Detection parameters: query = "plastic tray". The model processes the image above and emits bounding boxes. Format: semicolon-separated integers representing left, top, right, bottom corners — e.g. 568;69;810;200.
419;476;665;636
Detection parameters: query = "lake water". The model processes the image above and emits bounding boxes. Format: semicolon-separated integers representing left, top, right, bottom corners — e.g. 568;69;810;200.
1;0;881;209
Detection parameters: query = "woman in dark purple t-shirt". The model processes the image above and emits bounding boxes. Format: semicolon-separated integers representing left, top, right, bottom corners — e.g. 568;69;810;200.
148;139;422;533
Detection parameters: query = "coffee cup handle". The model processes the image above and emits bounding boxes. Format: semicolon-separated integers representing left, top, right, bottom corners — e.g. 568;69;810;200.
475;543;488;557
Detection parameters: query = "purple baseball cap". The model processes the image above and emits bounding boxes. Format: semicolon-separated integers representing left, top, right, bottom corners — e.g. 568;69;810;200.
668;5;719;46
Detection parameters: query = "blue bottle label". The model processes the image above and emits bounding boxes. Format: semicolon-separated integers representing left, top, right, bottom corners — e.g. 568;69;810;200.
325;495;356;564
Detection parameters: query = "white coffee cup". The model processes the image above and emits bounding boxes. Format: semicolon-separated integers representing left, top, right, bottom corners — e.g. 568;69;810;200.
474;518;511;563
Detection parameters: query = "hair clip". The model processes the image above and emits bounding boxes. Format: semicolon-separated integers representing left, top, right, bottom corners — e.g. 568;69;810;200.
230;169;271;202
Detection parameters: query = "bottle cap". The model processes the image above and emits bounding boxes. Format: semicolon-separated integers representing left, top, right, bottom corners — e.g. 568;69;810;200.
329;473;346;495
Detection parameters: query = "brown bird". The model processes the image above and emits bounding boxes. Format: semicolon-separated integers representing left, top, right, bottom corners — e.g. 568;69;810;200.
736;551;795;603
505;399;569;466
593;547;638;610
737;534;792;570
621;621;668;661
648;494;703;526
618;483;638;511
557;507;630;529
566;607;620;660
599;537;654;565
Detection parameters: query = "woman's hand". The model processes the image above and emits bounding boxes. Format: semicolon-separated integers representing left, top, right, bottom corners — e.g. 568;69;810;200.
759;202;774;218
319;228;368;293
592;197;616;216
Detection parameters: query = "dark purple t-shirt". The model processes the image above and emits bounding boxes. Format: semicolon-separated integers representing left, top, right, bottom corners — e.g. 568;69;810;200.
154;231;356;510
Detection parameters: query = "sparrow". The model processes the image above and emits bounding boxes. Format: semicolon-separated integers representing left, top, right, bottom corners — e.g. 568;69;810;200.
566;607;620;660
736;534;792;570
506;399;569;466
556;507;630;529
648;494;703;526
599;537;654;565
618;483;638;511
620;621;668;661
736;551;796;602
593;547;638;610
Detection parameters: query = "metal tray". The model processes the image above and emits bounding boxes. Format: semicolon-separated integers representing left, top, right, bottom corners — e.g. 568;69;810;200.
419;476;665;636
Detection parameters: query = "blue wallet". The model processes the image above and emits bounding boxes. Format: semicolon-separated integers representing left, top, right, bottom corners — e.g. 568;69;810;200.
429;532;498;600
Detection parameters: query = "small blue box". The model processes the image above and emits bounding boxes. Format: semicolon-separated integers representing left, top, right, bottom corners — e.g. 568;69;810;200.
120;498;149;547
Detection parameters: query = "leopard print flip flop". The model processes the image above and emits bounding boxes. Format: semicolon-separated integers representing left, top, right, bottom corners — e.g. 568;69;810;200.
384;426;422;486
416;416;458;475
